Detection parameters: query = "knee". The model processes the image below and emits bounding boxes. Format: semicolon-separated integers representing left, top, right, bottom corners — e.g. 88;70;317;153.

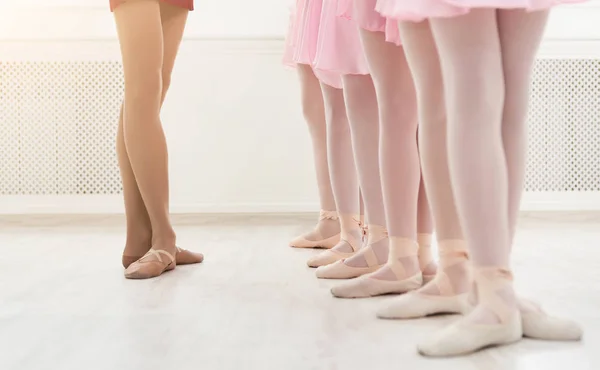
324;103;350;135
125;69;162;105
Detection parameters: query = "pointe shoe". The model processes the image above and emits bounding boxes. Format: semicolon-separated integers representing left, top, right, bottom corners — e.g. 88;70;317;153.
289;210;341;249
124;248;176;280
417;268;522;357
315;225;386;279
123;247;203;269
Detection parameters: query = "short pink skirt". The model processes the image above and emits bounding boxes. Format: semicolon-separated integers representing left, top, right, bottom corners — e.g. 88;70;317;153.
283;0;369;89
338;0;401;46
376;0;586;22
110;0;194;12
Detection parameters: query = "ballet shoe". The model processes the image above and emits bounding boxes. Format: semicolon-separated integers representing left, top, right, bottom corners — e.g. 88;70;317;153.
289;233;340;249
289;210;340;249
331;237;424;298
315;258;381;279
331;271;423;298
423;274;436;285
306;240;358;268
122;247;203;269
519;299;583;341
377;291;471;319
315;225;387;279
417;267;522;357
124;248;176;280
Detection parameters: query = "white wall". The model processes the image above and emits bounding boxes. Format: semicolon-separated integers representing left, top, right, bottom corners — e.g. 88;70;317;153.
0;1;600;214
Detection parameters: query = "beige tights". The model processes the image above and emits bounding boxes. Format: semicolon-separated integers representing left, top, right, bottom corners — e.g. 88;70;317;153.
115;0;188;264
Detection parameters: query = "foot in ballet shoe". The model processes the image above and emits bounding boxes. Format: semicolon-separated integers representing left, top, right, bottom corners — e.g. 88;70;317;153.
315;225;387;279
307;239;360;268
124;248;176;280
377;240;472;318
307;215;362;268
331;237;424;298
468;284;584;341
289;210;341;249
123;247;203;269
518;298;583;341
418;234;438;284
417;267;522;357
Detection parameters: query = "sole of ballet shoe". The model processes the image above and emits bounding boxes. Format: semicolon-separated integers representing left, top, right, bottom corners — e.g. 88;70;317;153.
315;260;382;279
289;233;340;249
377;292;471;319
417;314;522;357
331;273;423;298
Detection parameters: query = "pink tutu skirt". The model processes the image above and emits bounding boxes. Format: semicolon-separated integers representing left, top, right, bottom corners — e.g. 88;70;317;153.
376;0;586;22
338;0;401;46
283;0;369;88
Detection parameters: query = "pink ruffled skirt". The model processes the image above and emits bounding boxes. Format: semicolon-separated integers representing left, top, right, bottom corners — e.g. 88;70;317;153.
283;0;369;89
338;0;401;46
376;0;587;22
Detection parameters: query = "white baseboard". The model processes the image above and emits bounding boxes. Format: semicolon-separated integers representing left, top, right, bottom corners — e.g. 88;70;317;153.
2;193;600;214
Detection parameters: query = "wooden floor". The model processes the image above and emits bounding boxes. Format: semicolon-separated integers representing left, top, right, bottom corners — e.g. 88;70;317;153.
0;212;598;370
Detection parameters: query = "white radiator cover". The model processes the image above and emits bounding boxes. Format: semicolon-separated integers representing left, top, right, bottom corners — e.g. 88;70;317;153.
1;4;600;214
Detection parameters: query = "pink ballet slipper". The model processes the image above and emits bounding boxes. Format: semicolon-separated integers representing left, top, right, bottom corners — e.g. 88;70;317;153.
315;224;387;279
330;237;424;298
307;214;363;268
377;240;471;318
289;210;341;249
417;268;522;357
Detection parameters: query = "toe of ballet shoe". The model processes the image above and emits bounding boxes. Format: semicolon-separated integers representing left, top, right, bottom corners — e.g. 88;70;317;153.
176;249;204;265
417;317;522;357
315;261;377;279
122;255;138;269
522;313;583;341
307;251;342;268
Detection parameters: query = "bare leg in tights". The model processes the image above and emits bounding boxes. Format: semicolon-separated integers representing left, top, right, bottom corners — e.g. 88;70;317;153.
331;29;437;298
119;1;202;270
308;83;362;268
289;65;341;249
115;0;201;279
378;20;471;311
413;10;579;356
315;74;388;279
380;14;582;351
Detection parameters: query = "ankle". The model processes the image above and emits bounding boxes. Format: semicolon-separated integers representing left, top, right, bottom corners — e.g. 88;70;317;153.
151;230;177;251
